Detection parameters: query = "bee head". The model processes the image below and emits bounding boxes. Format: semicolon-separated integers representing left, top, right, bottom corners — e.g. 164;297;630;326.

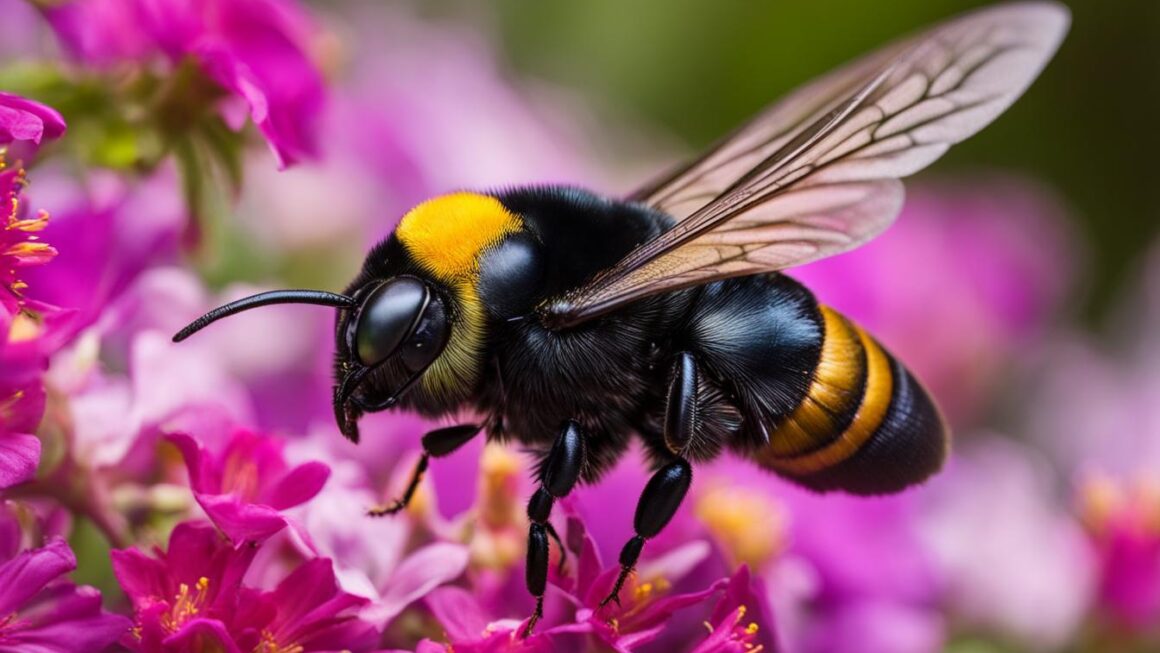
173;191;522;442
330;275;451;439
170;273;452;443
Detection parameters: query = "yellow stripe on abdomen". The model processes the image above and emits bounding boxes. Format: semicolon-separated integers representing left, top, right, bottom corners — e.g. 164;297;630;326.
757;306;868;460
761;324;894;476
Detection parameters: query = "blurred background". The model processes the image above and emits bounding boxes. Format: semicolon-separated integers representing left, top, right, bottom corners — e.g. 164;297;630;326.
478;0;1160;320
2;0;1159;652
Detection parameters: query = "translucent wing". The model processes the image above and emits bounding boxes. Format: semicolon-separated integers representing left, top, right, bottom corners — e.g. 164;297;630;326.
545;1;1068;327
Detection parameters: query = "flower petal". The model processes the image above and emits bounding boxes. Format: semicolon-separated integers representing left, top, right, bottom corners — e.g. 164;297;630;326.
264;460;329;510
0;538;75;616
0;432;41;490
0;93;66;145
366;542;469;626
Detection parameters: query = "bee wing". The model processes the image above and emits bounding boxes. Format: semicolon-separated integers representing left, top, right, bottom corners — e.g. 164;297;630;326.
545;1;1068;327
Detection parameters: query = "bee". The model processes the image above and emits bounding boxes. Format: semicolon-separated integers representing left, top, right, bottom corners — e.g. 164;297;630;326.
175;1;1068;634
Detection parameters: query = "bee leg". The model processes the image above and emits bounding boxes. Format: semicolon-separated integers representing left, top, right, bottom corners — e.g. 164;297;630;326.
522;420;586;638
599;458;693;607
664;351;699;455
367;424;480;516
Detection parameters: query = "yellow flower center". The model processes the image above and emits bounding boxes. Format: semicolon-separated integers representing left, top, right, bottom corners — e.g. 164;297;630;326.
469;445;525;570
1078;471;1160;537
695;485;788;569
160;577;211;633
253;630;304;653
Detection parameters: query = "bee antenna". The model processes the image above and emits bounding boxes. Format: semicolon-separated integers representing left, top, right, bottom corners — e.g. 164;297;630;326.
173;289;356;342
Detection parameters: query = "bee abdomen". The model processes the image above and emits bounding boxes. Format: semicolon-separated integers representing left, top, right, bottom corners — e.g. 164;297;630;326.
754;306;948;495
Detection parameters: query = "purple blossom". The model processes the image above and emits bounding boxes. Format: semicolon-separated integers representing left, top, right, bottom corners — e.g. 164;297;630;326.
44;0;325;167
169;428;329;543
1077;473;1160;630
112;520;378;652
916;437;1095;648
1;126;65;491
694;458;942;653
692;567;775;653
0;536;130;652
21;167;187;340
0;92;65;148
0;378;43;491
420;513;756;653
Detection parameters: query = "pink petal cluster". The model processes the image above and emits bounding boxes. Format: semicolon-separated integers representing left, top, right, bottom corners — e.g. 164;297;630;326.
0;515;129;652
1078;474;1160;630
112;520;378;652
0;93;65;491
170;428;329;543
0;93;66;148
44;0;325;167
418;514;773;653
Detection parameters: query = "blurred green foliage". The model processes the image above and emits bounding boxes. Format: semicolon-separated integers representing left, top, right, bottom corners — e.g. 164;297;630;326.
476;0;1159;319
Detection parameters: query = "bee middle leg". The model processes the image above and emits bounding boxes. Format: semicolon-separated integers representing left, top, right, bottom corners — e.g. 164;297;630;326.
600;351;702;607
367;423;480;516
522;420;586;637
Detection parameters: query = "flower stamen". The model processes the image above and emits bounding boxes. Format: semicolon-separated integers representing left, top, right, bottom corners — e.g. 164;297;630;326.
160;576;211;633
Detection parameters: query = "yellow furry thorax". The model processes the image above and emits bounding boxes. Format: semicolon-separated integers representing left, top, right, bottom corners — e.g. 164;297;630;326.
395;192;521;282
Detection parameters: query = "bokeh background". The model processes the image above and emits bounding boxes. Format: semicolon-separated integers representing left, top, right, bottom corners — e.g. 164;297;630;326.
0;1;1158;652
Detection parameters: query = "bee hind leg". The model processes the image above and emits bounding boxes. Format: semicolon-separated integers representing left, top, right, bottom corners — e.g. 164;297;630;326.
367;424;480;516
599;457;692;607
522;420;586;638
601;352;702;606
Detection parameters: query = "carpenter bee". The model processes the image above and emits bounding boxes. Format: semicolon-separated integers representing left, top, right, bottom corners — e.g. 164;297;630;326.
174;1;1068;633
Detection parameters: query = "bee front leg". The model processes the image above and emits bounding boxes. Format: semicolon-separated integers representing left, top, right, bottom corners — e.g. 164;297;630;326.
367;424;480;516
522;420;586;637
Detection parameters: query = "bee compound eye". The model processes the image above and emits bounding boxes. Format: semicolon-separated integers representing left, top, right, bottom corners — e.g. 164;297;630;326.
354;277;429;366
400;291;449;372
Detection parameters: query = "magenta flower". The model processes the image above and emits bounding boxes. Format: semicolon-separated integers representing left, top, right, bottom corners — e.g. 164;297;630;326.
1;140;65;491
916;438;1094;649
44;0;325;167
0;92;66;148
112;520;378;652
1;162;56;319
692;567;773;653
21;167;187;341
0;536;130;652
420;514;762;653
0;378;43;491
170;429;329;543
693;458;942;653
1077;474;1160;631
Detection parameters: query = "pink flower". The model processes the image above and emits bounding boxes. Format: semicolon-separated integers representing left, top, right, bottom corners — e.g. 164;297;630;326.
0;536;131;652
112;520;378;652
170;429;329;543
1;161;57;320
44;0;325;167
1;147;65;491
0;92;66;147
0;378;43;491
692;567;774;653
1077;474;1160;631
916;438;1094;649
693;458;942;653
420;514;763;653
